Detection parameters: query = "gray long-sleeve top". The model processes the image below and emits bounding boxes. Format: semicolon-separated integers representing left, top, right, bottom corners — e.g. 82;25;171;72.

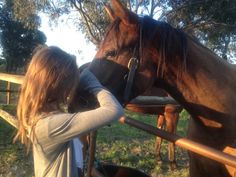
32;70;124;177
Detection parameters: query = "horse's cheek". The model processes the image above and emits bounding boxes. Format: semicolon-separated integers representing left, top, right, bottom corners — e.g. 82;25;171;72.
135;70;155;93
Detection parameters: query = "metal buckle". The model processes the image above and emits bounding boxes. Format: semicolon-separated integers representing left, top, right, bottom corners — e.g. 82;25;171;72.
127;57;139;70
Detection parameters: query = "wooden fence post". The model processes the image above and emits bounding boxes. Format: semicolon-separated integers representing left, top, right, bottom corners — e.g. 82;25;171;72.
6;81;11;104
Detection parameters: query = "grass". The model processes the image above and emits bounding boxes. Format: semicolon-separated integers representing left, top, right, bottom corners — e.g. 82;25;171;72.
0;105;33;177
0;103;190;177
95;110;190;177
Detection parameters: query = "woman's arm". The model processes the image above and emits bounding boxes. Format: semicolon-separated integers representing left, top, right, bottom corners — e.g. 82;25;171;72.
36;70;124;150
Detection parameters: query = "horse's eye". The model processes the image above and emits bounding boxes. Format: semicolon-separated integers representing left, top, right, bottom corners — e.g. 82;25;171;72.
105;50;117;58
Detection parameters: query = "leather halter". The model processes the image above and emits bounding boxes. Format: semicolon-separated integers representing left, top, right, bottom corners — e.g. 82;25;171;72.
123;19;143;104
123;57;139;103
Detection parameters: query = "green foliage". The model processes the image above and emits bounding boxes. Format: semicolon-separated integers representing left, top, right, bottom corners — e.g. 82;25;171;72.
70;0;110;45
0;0;47;72
163;0;236;61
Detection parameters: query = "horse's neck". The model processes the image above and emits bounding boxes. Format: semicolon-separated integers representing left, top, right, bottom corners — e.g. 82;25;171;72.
164;38;236;117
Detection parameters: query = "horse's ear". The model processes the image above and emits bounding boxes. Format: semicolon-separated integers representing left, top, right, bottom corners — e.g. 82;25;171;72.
104;4;116;21
110;0;138;25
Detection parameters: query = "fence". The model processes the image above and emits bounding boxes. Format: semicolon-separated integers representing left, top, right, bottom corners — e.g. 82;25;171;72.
0;73;23;104
0;72;236;177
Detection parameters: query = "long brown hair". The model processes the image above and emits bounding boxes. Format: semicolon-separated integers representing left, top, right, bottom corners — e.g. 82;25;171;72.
14;46;79;149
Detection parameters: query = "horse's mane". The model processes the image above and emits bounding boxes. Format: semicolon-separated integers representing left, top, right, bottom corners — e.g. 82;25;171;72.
142;16;188;77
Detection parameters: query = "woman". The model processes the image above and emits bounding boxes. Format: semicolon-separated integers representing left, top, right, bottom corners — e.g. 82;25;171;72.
14;46;124;177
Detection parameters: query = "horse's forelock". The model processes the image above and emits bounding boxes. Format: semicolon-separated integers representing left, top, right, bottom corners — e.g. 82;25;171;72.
103;18;140;59
103;19;121;44
100;19;123;59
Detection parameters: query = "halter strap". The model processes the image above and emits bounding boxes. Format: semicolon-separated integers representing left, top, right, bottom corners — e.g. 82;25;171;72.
123;18;144;104
123;57;139;103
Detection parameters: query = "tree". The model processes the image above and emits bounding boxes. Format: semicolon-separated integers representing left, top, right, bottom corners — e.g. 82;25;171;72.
10;0;236;63
0;0;47;72
161;0;236;61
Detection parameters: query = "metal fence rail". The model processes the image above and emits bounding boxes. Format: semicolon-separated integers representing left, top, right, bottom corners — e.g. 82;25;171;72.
120;117;236;168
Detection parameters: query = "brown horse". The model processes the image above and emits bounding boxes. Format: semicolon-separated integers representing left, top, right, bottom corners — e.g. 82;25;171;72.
88;0;236;176
126;87;182;170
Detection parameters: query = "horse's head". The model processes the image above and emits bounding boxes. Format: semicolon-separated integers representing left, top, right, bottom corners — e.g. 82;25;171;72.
89;0;157;104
